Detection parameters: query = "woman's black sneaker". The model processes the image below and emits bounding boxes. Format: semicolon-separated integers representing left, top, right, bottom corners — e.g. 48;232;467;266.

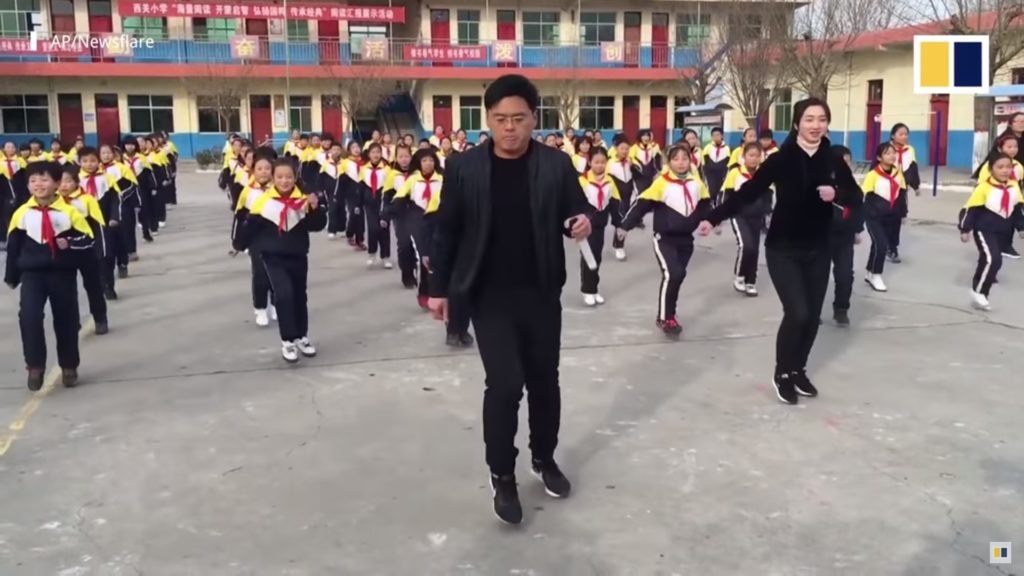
489;474;523;525
531;459;571;498
445;333;460;347
773;373;798;405
459;332;475;347
792;370;819;397
833;309;850;326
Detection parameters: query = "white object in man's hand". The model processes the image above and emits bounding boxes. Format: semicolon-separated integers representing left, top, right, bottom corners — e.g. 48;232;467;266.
818;185;836;202
428;297;448;321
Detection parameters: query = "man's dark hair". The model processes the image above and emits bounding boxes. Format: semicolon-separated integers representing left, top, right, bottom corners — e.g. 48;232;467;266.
25;160;62;181
711;127;723;135
484;74;539;111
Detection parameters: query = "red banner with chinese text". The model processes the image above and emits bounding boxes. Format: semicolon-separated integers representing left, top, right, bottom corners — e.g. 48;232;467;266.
117;1;405;23
403;45;487;62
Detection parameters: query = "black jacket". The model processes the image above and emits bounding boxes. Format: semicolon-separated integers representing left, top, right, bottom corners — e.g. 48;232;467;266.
429;140;592;299
707;136;861;251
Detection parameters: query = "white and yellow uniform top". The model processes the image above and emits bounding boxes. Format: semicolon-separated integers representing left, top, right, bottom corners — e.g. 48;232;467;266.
578;171;621;213
977;159;1024;184
395;170;444;213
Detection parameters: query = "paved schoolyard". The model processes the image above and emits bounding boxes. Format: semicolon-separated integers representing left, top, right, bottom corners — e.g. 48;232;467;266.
0;173;1020;575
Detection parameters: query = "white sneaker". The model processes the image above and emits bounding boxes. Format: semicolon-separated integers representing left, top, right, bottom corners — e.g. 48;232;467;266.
268;304;278;321
295;337;317;357
594;293;606;305
733;277;746;293
971;291;991;310
159;221;166;229
327;233;337;240
614;248;627;261
583;294;598;307
281;341;299;363
745;284;758;297
254;309;269;327
383;259;394;270
366;257;377;269
865;273;888;292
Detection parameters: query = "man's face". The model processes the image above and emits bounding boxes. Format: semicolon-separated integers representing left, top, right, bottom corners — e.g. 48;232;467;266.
485;96;536;156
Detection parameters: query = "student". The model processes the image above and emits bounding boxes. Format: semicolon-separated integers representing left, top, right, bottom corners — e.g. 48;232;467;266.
232;149;277;327
578;147;623;306
283;130;301;161
27;139;47;163
362;129;382;152
759;129;779;159
723;142;769;296
418;138;433;150
220;136;244;193
49;139;69;165
826;146;863;326
609;135;636;261
56;164;110;336
319;142;347;239
544;133;558;148
100;144;136;278
141;135;170;231
67;136;85;165
359;143;394;269
621;143;710;336
976;134;1024;259
236;159;327;362
342;140;367;250
300;135;322;190
959;154;1024;310
562;128;577;155
382;145;416;288
629;130;662;195
79;147;123;300
438;137;454;169
888;123;919;262
5;162;95;390
452;129;470;153
592;130;608;151
381;133;396;163
729;128;758;168
429;125;446;148
478;132;490;145
122;137;156;245
228;145;256;211
682;129;703;179
861;142;906;293
702;127;731;207
571;137;592;175
224;132;240;156
157;132;179;206
402;133;416;148
315;133;334;169
1;141;28;247
290;133;310;174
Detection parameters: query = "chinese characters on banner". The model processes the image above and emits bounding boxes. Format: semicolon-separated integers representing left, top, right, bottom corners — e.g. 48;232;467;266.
361;38;389;61
117;1;405;22
230;35;260;59
0;36;88;55
600;42;624;63
492;41;518;63
404;45;487;62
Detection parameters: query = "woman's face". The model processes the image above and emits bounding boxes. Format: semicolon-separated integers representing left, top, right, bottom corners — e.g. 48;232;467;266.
1012;114;1024;133
273;165;296;191
797;105;829;143
589;154;607;175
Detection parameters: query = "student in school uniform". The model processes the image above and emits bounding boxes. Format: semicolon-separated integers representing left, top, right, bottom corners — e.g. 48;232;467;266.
578;147;623;306
629;129;662;197
592;130;608;151
27;139;48;163
827;145;863;327
100;144;136;278
67;136;85;165
682;129;703;179
384;147;432;303
620;143;711;337
861;142;907;293
314;133;334;168
341;140;367;249
228;146;256;210
1;141;28;248
380;133;396;164
122;137;156;245
235;159;327;362
959;153;1024;310
402;133;416;148
888;123;919;262
609;135;637;261
544;133;558;148
429;125;446;148
219;136;244;193
723;142;770;297
108;145;141;262
79;147;124;300
319;141;347;240
5;161;95;390
975;134;1024;260
157;132;179;206
57;164;110;335
702;127;731;207
358;142;394;269
140;135;170;234
382;144;415;288
452;129;470;153
231;149;278;327
49;139;70;165
362;130;382;152
300;136;323;191
759;129;780;159
729;128;758;168
283;130;301;159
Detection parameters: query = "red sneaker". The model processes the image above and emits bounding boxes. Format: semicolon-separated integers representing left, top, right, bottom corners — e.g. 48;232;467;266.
657;317;682;336
417;295;429;310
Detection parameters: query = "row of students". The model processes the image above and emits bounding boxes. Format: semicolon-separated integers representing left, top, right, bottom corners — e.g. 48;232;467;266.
974;132;1024;261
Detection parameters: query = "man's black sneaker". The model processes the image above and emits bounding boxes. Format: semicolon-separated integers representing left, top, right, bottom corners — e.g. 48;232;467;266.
489;474;523;525
1003;246;1021;259
888;251;902;264
445;333;460;347
62;369;79;388
773;373;799;405
833;309;850;326
26;368;44;391
459;332;475;347
104;288;118;300
531;459;571;498
118;266;128;279
792;370;819;397
95;321;109;335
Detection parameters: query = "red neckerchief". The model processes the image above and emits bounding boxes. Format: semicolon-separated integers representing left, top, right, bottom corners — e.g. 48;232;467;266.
587;172;609;210
662;173;696;213
713;142;725;161
34;203;57;257
4;156;15;177
368;162;383;196
52;152;63;162
875;165;900;207
421;171;435;204
83;171;99;197
764;142;777;154
640;144;651;164
274;190;307;233
690;150;700;166
126;155;138;173
989;178;1013;217
894;144;908;170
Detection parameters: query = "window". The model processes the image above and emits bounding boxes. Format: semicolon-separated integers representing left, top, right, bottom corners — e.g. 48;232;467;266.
522;11;559;46
127;95;174;133
123;17;168;39
773;88;792;132
197;95;241;134
1013;68;1024;85
457;10;479;45
0;0;41;37
350;24;388;58
459;96;482;131
289;95;312;132
674;95;692;128
87;1;112;16
579;96;615;130
537;96;559;131
728;15;763;39
676;13;710;46
287;20;309;42
0;94;49;133
50;0;73;16
194;18;237;41
868;79;883;102
580;12;615;46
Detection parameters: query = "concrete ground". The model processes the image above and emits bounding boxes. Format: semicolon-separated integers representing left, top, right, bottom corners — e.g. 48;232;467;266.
0;174;1021;576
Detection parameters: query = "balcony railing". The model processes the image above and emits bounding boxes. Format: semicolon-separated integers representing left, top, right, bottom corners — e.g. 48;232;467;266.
0;34;699;69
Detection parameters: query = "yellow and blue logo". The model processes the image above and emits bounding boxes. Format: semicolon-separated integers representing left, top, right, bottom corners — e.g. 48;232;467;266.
914;35;990;94
990;542;1011;565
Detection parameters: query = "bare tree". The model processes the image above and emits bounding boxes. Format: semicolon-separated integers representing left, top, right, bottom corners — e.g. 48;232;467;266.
677;33;729;105
188;63;255;137
547;48;583;130
326;63;393;137
722;4;793;127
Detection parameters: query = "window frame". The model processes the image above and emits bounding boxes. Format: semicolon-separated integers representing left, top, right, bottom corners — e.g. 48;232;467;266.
0;93;49;134
286;19;309;42
0;0;41;37
289;95;313;132
773;88;793;132
459;95;482;131
579;95;615;130
127;94;175;133
122;16;168;40
537;95;560;131
193;17;238;42
456;9;480;45
676;13;710;46
579;11;615;46
522;11;560;47
196;95;241;134
868;79;884;103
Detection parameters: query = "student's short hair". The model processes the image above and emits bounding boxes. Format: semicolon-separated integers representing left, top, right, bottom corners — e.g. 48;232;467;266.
612;134;630;147
890;123;909;137
742;141;764;155
77;146;100;160
395;143;412;155
411;148;441;174
272;157;296;175
28;138;43;146
874;142;896;160
50;138;62;146
989;152;1013;170
61;164;80;182
484;74;540;111
666;143;691;161
588;146;609;161
300;133;310;140
121;136;138;148
310;133;322;139
18;143;30;151
25;161;62;181
831;144;852;158
759;129;774;140
711;127;723;135
418;138;431;146
329;141;343;149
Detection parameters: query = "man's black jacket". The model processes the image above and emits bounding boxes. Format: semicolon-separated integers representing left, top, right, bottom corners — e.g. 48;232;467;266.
429;140;592;299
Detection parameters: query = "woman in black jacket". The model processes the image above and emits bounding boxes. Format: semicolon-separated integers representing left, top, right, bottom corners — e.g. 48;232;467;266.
698;98;862;405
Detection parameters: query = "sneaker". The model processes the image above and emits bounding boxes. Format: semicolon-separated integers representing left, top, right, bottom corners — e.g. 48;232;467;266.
531;459;572;498
95;321;109;335
745;284;758;297
366;257;378;269
159;221;166;229
833;309;850;327
792;370;819;397
268;305;278;321
614;248;627;261
489;474;523;525
281;341;299;363
327;233;337;240
865;273;887;292
26;368;44;392
151;229;159;237
459;332;475;347
104;288;118;300
1002;246;1021;259
657;317;683;336
347;237;356;247
583;293;597;307
594;293;606;305
62;369;79;388
733;277;746;293
355;242;367;252
383;259;394;270
296;337;317;357
887;251;902;264
971;291;991;311
417;295;429;310
402;279;417;289
255;309;269;327
445;333;461;347
118;266;128;279
773;373;799;405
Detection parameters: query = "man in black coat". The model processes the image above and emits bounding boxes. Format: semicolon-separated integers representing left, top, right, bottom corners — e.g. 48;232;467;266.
427;74;593;525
